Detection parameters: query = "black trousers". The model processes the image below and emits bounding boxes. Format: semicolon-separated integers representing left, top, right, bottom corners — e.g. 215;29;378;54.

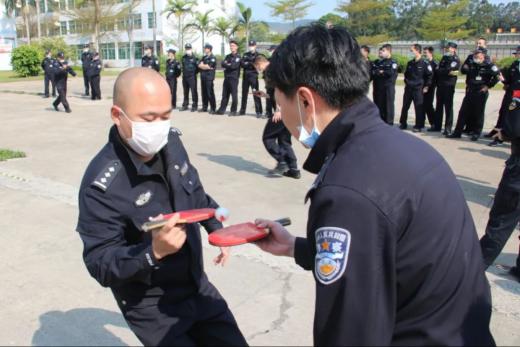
400;85;425;128
167;78;178;108
480;156;520;269
119;287;247;347
182;76;198;109
44;73;56;97
434;84;456;131
262;118;297;169
53;85;70;111
373;84;395;125
89;75;101;100
493;90;513;130
454;90;489;136
265;87;276;116
83;69;89;95
240;73;262;114
423;85;436;127
201;78;216;111
218;77;239;113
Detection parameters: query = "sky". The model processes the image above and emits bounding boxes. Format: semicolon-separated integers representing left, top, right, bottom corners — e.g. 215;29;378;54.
238;0;514;22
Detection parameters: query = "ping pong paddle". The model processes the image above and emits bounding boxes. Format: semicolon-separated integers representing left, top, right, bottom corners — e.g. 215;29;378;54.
208;218;291;247
142;208;215;232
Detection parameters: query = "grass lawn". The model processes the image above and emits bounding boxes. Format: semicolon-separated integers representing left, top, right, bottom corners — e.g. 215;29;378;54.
0;149;26;161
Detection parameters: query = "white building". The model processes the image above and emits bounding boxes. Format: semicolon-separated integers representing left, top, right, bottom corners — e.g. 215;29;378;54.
0;0;17;70
14;0;238;67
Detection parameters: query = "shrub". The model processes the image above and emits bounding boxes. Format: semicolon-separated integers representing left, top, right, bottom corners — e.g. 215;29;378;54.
496;56;517;70
36;37;76;61
11;44;44;77
392;54;409;73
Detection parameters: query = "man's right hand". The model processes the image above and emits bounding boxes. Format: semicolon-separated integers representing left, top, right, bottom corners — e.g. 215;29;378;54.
254;219;296;257
151;213;187;260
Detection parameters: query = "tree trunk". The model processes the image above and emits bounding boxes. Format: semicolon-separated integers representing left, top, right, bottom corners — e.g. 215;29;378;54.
127;14;135;66
23;0;31;43
221;35;224;56
152;0;157;54
177;16;182;50
94;0;100;51
35;0;41;39
201;31;204;52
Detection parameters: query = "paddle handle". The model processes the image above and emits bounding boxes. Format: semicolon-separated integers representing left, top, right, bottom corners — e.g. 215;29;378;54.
274;218;292;227
142;218;189;232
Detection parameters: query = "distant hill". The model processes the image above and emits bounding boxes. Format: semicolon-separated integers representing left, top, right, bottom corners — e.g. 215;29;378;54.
265;19;315;33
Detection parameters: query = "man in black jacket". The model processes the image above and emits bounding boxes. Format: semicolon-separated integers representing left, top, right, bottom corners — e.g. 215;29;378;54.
41;50;56;98
141;45;160;72
180;43;199;112
239;40;262;117
87;52;102;100
52;52;77;113
165;49;182;109
371;44;398;125
81;44;92;96
216;40;241;116
198;43;217;114
254;24;494;346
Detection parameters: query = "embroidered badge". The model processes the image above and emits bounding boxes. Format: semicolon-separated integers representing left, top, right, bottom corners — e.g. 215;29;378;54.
492;65;498;72
392;63;397;69
510;101;518;111
427;64;432;71
451;61;457;68
135;190;152;207
180;161;189;176
315;227;351;285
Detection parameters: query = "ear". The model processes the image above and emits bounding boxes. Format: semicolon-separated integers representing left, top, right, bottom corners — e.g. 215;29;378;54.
111;106;122;126
297;87;314;109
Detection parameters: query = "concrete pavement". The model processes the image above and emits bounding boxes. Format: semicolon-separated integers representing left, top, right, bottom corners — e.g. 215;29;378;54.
0;75;518;346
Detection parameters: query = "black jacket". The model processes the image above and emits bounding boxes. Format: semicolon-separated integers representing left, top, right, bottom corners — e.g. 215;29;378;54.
404;58;433;88
461;60;500;92
502;60;520;92
77;126;222;306
165;58;182;80
41;57;55;76
81;51;92;70
141;55;160;72
86;59;102;78
241;51;259;77
200;54;217;80
182;54;199;78
222;53;241;79
436;54;461;87
371;58;398;87
294;97;495;346
52;60;77;88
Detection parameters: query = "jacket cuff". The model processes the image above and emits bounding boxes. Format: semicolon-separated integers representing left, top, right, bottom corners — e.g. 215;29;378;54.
294;237;313;271
141;243;159;269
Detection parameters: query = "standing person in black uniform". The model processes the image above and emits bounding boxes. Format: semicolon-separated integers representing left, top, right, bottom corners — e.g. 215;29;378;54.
423;46;437;130
371;44;398;125
264;45;278;118
141;45;160;72
432;42;460;135
81;44;92;96
254;54;300;179
488;46;520;146
180;43;199;112
165;49;181;109
254;24;494;346
480;93;520;282
76;67;247;346
239;40;262;117
52;52;76;113
360;45;372;78
447;49;500;141
216;40;241;116
41;50;56;98
87;52;102;100
399;43;433;132
198;43;217;114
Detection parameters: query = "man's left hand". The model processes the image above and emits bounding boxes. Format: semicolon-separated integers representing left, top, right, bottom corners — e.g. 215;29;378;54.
492;128;504;142
213;247;230;266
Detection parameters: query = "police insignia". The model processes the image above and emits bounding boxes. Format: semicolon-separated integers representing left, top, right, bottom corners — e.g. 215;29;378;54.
427;65;432;71
510;101;518;111
180;161;189;176
451;61;457;68
492;65;498;72
135;191;152;207
392;63;397;69
315;227;351;285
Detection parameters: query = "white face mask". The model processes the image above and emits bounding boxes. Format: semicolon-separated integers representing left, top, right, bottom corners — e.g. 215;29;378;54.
186;50;192;56
249;47;256;53
296;94;320;148
120;109;171;157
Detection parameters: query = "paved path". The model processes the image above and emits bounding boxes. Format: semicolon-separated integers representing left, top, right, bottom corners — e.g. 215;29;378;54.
0;76;518;346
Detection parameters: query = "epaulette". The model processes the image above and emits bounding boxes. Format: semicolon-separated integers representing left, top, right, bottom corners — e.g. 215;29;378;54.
170;127;183;136
91;160;122;192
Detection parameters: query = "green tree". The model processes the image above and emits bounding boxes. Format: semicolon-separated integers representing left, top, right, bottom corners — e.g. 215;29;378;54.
466;0;495;35
36;37;75;59
492;2;520;31
417;0;473;40
210;17;239;56
392;0;429;40
5;0;32;43
237;2;253;44
185;10;214;51
266;0;314;29
163;0;196;49
250;21;270;42
336;0;393;42
318;13;347;28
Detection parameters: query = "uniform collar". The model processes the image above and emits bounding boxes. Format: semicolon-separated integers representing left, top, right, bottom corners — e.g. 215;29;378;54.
303;97;382;174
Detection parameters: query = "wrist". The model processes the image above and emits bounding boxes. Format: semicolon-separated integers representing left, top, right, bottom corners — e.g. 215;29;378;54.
286;236;296;258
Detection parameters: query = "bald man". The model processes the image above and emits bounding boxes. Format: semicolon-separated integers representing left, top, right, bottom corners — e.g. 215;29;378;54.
76;68;247;346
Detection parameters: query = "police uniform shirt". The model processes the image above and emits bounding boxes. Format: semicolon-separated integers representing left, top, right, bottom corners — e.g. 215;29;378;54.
76;126;223;305
81;51;93;69
166;59;181;80
200;54;217;80
241;51;259;76
371;58;398;85
142;55;160;72
503;60;520;90
42;57;55;75
461;60;500;91
222;53;241;79
293;97;494;346
404;58;433;88
436;54;461;87
87;59;102;78
52;61;77;86
182;54;199;78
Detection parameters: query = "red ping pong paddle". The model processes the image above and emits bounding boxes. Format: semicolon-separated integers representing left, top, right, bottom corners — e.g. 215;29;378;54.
142;208;215;232
208;218;291;247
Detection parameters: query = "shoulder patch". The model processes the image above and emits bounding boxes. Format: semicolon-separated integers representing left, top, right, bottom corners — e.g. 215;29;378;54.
315;227;351;285
170;127;183;136
392;63;397;69
451;61;457;68
92;160;122;192
492;65;498;72
427;64;432;71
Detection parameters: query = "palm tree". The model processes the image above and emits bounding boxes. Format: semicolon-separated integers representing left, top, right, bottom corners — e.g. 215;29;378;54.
210;17;239;56
237;2;252;44
185;10;213;51
5;0;32;43
163;0;196;50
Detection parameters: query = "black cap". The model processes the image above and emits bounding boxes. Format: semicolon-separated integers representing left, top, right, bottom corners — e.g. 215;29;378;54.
513;46;520;54
474;48;486;55
446;41;458;49
167;48;176;54
229;39;238;46
185;43;192;49
248;40;256;46
83;44;89;48
268;45;277;51
45;49;51;54
204;43;213;50
57;52;64;58
144;45;152;50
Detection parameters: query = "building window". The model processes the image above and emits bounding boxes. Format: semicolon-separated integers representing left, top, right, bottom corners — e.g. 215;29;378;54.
69;20;77;34
76;45;83;61
67;0;74;9
221;0;225;8
60;21;67;35
100;42;116;60
118;42;130;59
134;41;143;59
132;13;142;29
59;0;66;9
100;21;114;32
147;12;156;29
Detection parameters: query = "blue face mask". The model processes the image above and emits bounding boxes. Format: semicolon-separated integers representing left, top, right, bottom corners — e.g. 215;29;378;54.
297;94;320;148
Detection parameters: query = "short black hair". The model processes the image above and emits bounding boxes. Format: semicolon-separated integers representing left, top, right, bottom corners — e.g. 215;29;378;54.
361;45;370;53
478;37;487;42
424;46;434;54
265;24;369;109
381;44;392;51
412;43;422;52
